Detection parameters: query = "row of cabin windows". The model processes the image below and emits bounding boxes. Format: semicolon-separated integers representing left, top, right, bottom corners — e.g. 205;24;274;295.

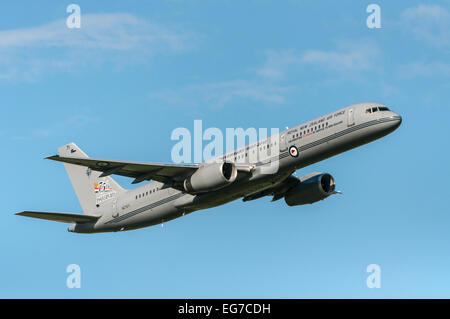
223;141;278;161
366;106;389;114
136;188;159;200
292;122;329;139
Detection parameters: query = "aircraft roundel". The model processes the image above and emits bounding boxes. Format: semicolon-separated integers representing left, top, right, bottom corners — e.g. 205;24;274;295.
289;145;299;157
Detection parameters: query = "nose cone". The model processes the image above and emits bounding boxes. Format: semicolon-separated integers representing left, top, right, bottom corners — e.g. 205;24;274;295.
392;112;402;128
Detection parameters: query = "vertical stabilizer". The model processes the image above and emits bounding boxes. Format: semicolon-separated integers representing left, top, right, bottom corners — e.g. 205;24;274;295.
57;143;125;214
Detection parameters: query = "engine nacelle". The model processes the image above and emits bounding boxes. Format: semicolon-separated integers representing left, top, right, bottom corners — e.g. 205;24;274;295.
184;162;237;193
284;173;336;206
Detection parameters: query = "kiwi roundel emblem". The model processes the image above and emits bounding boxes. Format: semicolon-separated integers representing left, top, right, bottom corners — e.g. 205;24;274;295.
289;145;299;157
96;161;109;167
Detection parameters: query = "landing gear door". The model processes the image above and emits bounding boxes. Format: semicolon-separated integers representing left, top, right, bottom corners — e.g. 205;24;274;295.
347;108;355;127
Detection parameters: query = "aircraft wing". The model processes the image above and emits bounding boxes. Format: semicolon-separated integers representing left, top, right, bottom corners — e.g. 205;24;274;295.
46;155;200;185
16;211;100;223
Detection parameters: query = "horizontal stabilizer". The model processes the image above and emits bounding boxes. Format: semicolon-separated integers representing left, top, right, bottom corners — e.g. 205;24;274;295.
16;211;100;223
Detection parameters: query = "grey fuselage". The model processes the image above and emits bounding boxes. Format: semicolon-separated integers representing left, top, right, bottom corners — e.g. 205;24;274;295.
70;102;402;233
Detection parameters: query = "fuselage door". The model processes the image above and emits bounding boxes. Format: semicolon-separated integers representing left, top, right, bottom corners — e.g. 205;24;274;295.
112;199;119;218
280;133;287;152
347;108;355;127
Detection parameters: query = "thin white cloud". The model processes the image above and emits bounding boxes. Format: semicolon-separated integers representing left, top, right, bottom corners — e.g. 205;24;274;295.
256;50;302;80
9;114;96;141
149;80;292;109
149;39;380;109
301;41;379;71
401;4;450;48
203;80;289;106
256;39;380;80
0;14;189;51
398;61;450;78
0;13;195;81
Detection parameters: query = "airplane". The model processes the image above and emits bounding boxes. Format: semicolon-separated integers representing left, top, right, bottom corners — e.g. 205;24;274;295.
16;102;401;233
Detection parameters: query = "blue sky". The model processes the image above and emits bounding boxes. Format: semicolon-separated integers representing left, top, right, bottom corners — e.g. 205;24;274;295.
1;0;450;298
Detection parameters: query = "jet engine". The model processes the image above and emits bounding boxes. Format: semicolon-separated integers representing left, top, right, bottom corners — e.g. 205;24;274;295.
284;173;336;206
184;162;238;193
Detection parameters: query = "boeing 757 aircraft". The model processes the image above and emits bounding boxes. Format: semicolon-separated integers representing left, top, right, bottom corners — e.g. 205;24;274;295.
16;102;401;233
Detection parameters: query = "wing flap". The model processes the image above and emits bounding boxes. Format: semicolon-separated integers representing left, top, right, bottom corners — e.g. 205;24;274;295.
16;211;100;223
242;174;299;202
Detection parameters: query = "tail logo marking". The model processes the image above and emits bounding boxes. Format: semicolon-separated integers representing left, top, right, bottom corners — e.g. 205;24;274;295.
94;181;116;204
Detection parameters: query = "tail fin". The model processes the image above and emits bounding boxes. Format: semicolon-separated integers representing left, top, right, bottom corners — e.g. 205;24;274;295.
58;143;125;214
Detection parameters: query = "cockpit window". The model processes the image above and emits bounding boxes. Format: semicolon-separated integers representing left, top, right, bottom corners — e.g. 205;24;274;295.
367;106;390;113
